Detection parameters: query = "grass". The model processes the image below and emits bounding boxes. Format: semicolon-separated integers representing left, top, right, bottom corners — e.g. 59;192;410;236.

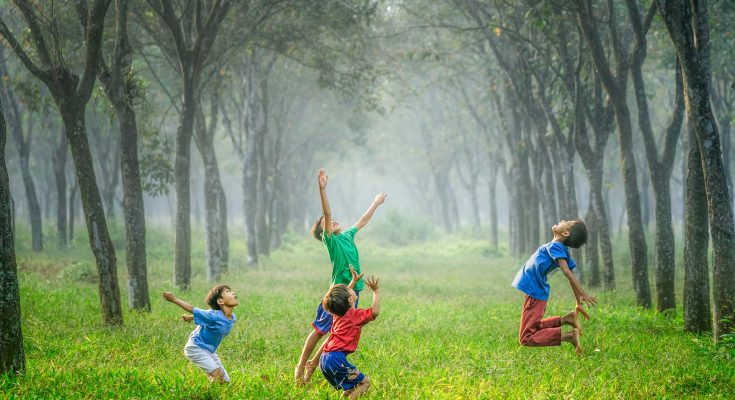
2;223;734;399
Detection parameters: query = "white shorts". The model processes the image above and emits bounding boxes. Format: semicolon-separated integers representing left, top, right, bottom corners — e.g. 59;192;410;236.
184;338;230;382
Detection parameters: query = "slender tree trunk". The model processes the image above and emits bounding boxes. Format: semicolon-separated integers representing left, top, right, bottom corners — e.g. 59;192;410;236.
174;71;195;289
0;58;42;251
243;56;260;265
52;119;68;248
488;166;498;252
63;108;122;324
69;178;78;242
119;104;149;310
0;102;25;374
585;193;601;287
683;122;711;332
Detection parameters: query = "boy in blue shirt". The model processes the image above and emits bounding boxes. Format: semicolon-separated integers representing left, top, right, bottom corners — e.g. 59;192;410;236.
163;285;238;383
512;219;597;354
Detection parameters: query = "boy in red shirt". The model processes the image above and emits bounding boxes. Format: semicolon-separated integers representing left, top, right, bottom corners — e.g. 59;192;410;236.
320;274;380;399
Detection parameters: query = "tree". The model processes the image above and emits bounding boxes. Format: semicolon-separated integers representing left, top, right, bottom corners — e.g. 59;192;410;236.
657;0;735;341
573;0;651;308
0;0;123;325
96;0;151;311
0;89;25;375
0;47;42;252
141;0;232;289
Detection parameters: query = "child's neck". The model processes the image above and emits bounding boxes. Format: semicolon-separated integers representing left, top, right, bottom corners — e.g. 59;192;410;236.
552;234;566;243
220;306;234;319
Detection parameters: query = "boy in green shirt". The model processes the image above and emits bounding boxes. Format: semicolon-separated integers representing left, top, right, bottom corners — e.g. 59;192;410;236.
294;168;386;385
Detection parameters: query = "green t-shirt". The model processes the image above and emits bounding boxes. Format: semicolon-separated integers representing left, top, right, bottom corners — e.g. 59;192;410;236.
323;226;363;291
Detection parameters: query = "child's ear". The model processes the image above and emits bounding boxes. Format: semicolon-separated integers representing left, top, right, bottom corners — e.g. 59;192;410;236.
217;298;225;305
562;231;571;237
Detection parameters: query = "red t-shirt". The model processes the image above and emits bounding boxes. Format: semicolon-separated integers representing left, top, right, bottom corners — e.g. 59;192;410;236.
322;307;375;354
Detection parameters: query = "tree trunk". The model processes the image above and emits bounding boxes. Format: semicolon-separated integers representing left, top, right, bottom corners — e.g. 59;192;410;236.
683;121;711;332
1;82;43;252
0;101;25;375
53;130;68;248
243;56;260;265
585;193;601;287
658;0;735;341
69;178;79;242
64;109;123;324
488;165;498;252
174;71;195;289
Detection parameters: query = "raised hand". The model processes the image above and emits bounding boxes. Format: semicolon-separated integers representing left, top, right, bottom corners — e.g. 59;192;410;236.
374;193;387;205
162;291;176;302
318;168;328;190
182;314;194;323
349;265;364;286
364;275;380;291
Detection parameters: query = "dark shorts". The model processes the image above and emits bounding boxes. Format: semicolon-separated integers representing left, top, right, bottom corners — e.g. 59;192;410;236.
319;351;365;391
312;290;360;334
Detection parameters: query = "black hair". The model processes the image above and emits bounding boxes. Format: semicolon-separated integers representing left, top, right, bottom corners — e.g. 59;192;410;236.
205;284;231;310
311;216;324;242
564;220;588;248
322;284;351;317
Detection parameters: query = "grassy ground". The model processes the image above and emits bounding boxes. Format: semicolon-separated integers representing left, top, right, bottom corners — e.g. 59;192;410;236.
2;224;734;399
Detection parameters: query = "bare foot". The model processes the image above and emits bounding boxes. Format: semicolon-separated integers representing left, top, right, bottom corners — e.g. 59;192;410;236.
343;377;371;399
562;310;582;335
303;360;318;383
570;328;582;355
294;364;305;385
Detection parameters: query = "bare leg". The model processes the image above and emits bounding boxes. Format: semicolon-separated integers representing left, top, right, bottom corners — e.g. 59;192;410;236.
295;329;325;384
561;328;582;355
561;309;582;334
304;339;327;383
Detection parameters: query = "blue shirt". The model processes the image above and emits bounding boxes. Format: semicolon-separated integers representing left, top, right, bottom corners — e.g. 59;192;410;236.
512;241;577;301
190;308;236;353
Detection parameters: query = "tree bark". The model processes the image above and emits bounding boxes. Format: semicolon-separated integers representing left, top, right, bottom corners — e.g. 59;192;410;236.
0;61;43;252
243;55;260;265
683;120;711;332
53;125;68;248
0;100;25;375
658;0;735;342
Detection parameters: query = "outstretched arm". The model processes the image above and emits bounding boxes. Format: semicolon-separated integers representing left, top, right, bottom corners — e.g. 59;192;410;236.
354;193;387;230
559;259;597;319
364;276;380;317
318;169;333;236
162;291;194;313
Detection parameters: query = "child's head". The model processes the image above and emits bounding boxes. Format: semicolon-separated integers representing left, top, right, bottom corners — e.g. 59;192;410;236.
552;219;588;248
311;216;341;241
322;284;356;317
205;284;238;310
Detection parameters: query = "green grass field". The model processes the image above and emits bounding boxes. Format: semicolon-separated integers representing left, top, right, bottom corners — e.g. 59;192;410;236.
2;224;734;399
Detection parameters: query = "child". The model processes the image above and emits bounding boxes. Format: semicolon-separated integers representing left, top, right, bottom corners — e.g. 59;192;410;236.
163;285;238;383
512;219;597;355
320;274;380;399
294;168;386;384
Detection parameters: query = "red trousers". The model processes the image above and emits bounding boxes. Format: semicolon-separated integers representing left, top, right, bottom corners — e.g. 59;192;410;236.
519;295;561;346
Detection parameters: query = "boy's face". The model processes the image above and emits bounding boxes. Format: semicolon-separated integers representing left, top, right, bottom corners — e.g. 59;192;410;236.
218;288;239;308
552;220;573;238
323;219;342;234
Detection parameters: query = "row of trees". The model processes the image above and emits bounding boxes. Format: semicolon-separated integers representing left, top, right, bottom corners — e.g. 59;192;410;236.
366;0;733;340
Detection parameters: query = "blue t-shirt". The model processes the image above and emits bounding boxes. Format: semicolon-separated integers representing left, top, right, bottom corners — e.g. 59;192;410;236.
512;241;577;301
190;308;236;353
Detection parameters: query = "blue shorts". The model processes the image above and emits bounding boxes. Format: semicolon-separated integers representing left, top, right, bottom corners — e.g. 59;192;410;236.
319;351;365;391
312;290;360;334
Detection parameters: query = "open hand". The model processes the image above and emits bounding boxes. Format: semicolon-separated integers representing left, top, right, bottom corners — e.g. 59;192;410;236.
364;275;380;291
374;193;387;205
318;169;328;189
182;314;194;323
349;265;364;285
162;291;176;302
